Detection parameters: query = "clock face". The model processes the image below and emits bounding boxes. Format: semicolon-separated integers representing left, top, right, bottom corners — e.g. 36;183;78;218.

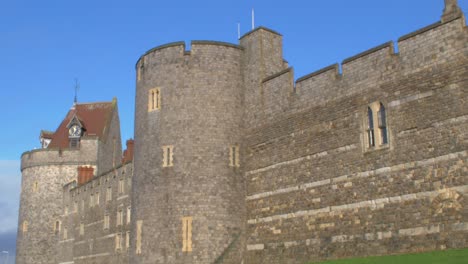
69;125;81;137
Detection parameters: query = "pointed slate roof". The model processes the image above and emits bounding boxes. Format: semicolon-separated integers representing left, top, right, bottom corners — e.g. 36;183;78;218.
47;99;116;149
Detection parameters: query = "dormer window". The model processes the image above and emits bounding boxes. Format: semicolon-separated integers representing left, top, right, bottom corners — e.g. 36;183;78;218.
67;115;83;149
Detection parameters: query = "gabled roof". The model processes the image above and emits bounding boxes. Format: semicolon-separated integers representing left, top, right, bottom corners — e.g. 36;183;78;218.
40;130;54;140
47;100;116;149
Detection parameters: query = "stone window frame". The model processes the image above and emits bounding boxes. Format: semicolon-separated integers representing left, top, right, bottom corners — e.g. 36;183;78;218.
32;181;38;192
148;88;161;112
106;186;112;202
104;214;110;229
115;232;123;251
117;209;124;226
162;145;174;167
136;220;143;255
118;178;125;194
182;216;193;252
22;220;28;234
126;206;131;224
125;231;130;249
363;101;390;151
229;145;240;167
54;220;61;234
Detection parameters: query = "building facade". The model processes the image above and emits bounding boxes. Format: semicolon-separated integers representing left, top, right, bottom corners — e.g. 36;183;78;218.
17;1;467;263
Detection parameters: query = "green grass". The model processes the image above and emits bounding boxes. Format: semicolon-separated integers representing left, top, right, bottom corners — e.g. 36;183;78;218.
310;249;468;264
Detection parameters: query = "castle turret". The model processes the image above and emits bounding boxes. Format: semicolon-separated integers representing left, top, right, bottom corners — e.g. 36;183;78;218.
131;41;245;263
16;101;122;264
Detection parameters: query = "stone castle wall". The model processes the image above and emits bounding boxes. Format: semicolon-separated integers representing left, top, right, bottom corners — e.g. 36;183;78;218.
243;15;468;263
57;161;133;264
16;2;468;264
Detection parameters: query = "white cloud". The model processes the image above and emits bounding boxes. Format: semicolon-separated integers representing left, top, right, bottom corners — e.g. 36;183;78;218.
0;160;21;234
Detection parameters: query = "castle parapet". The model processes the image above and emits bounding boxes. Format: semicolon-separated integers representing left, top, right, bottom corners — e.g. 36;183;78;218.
21;138;98;171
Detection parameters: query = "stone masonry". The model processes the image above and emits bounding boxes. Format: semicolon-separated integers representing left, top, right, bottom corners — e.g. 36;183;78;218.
16;1;467;263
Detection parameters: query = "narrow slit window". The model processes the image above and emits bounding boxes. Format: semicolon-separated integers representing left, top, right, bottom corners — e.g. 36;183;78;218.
136;220;143;255
33;182;38;192
229;145;240;167
162;145;174;167
127;207;131;224
182;216;193;252
79;223;84;236
367;107;375;147
54;220;61;234
148;88;161;111
118;179;125;194
115;233;122;250
63;227;68;240
378;103;388;145
106;187;112;202
104;215;110;229
22;221;28;234
117;210;124;226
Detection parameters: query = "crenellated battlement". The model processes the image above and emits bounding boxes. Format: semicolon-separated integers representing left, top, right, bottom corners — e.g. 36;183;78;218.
255;13;467;121
136;40;242;69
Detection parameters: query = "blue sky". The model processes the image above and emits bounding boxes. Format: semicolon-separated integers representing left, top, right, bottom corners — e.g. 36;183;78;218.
0;0;466;261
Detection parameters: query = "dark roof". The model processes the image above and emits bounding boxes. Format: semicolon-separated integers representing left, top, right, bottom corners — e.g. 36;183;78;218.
40;130;54;139
47;100;116;149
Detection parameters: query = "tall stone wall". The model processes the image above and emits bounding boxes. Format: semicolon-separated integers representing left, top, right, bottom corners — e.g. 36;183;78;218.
243;15;468;264
56;161;133;264
131;41;245;263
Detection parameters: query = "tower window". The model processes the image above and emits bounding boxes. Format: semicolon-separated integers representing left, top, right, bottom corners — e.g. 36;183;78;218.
136;220;143;255
162;145;174;167
69;138;80;149
33;182;38;192
229;145;240;167
54;220;61;234
182;216;193;252
118;179;125;194
148;88;161;112
365;102;390;149
22;221;28;234
63;227;68;240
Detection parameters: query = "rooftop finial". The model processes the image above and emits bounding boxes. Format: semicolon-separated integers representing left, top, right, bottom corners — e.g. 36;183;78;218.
74;78;80;104
442;0;463;22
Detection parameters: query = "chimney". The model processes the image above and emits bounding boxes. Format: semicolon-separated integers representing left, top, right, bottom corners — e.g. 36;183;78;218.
122;139;134;163
77;166;94;186
442;0;463;23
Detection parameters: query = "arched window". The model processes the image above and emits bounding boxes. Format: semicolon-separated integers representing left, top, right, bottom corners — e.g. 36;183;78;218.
367;107;375;147
378;103;388;145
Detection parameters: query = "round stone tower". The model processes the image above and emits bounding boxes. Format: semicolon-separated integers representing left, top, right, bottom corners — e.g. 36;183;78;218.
17;143;98;264
131;41;245;263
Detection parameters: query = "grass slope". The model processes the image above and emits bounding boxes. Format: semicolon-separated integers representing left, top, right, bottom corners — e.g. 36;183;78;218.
311;249;468;264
